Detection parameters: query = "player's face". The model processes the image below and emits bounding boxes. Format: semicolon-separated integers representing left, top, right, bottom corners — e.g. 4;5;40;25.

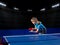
31;20;37;24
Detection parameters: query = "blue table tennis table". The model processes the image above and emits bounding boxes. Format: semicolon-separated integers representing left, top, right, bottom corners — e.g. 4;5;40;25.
3;33;60;45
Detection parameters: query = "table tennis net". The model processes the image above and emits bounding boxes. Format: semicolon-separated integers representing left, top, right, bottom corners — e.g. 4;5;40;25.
3;33;60;43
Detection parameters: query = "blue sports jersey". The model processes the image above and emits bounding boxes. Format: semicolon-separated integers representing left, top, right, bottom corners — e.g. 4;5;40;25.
34;22;46;31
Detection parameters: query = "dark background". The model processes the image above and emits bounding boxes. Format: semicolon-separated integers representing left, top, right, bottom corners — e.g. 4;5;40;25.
0;1;60;44
0;0;60;29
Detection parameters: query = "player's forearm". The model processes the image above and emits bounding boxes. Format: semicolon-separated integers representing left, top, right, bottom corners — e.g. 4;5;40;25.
34;29;38;33
32;28;37;30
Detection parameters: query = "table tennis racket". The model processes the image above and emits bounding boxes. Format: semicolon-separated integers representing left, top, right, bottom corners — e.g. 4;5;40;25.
28;28;33;30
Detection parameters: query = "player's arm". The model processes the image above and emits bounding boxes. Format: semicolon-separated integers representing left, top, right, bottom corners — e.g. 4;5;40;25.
32;28;39;33
34;29;39;33
30;28;38;33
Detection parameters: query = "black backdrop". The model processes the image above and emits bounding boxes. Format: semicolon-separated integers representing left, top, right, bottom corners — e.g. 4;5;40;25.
0;7;60;29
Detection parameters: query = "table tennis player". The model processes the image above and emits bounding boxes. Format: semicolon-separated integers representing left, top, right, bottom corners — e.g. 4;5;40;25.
29;17;46;34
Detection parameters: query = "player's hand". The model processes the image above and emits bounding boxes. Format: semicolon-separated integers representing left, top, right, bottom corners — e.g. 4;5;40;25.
32;28;36;30
29;30;33;32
